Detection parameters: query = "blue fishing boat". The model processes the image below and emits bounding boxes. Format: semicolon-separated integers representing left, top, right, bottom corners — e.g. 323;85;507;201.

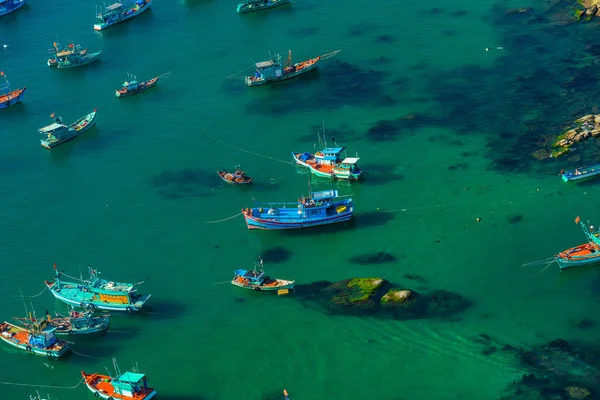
44;265;151;312
48;309;110;335
232;257;294;291
82;359;157;400
556;217;600;269
0;317;70;358
0;71;26;109
0;0;25;16
242;188;353;230
94;0;152;31
560;164;600;183
237;0;289;13
47;42;101;69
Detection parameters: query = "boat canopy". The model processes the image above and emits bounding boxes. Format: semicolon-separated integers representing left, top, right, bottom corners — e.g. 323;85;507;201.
341;157;360;164
255;60;275;69
56;50;74;57
118;372;146;384
105;3;123;10
39;123;65;133
321;147;345;155
312;190;338;201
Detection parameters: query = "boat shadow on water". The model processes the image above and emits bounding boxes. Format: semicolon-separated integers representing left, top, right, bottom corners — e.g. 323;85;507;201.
150;168;218;200
136;299;188;321
46;127;103;161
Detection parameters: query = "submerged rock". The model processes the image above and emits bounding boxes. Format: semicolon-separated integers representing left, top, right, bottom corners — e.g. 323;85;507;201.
326;278;384;312
348;252;397;265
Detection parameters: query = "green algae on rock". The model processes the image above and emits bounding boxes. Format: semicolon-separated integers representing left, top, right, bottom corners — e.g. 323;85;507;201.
545;114;600;158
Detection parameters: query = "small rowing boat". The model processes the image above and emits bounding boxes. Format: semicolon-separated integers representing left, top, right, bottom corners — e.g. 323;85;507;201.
0;317;70;357
82;359;157;399
237;0;289;13
217;167;252;184
556;216;600;269
560;164;600;183
0;0;25;17
0;71;25;109
116;73;159;97
232;257;294;291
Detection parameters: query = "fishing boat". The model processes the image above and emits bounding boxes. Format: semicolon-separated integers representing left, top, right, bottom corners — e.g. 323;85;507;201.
82;359;157;399
244;50;340;87
237;0;289;13
556;217;600;269
94;0;152;31
39;110;97;149
47;41;101;69
23;308;109;335
44;265;151;312
217;167;253;184
0;71;25;109
116;73;159;97
242;187;353;230
292;129;362;180
560;164;600;183
0;0;25;16
0;317;70;357
232;258;294;291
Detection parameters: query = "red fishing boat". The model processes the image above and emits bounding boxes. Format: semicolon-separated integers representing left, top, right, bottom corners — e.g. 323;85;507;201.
0;71;25;109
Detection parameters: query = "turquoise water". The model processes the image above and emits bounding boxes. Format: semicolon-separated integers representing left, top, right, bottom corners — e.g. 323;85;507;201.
4;0;600;398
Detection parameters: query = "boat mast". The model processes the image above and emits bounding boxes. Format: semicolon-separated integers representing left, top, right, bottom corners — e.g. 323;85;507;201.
285;50;292;69
113;358;122;378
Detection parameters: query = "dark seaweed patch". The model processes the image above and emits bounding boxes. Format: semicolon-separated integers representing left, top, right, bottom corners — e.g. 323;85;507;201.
450;10;467;17
570;317;596;330
150;169;215;199
441;30;456;37
288;26;318;36
507;214;523;223
348;22;377;36
375;35;395;44
366;114;445;142
448;163;468;170
261;246;292;263
349;252;397;265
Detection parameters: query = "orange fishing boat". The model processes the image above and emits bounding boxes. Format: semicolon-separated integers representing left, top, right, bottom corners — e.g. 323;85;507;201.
217;167;252;184
0;71;25;109
82;359;157;399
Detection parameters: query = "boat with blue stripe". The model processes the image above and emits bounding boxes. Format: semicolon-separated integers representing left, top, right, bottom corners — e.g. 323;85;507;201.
560;164;600;183
94;0;152;31
0;71;26;109
44;265;151;312
242;189;353;230
0;0;25;17
556;217;600;269
0;318;70;358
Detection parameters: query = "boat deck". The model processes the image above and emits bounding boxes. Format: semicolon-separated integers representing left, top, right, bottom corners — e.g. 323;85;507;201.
0;323;67;351
86;373;156;399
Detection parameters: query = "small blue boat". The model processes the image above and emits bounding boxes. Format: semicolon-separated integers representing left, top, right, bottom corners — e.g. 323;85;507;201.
561;164;600;183
0;0;25;16
44;265;151;312
48;309;110;335
556;217;600;269
237;0;289;13
0;71;26;109
242;188;353;230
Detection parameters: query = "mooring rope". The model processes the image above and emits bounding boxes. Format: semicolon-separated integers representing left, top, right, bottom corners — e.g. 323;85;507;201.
209;136;293;165
71;349;105;360
531;259;557;278
206;212;242;224
226;64;253;78
24;286;47;298
0;377;83;389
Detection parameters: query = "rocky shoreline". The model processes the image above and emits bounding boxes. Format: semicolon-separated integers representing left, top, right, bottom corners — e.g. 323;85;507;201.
533;114;600;159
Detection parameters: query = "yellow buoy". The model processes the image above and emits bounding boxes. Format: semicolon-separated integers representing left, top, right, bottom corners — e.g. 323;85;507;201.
278;289;289;296
336;205;347;214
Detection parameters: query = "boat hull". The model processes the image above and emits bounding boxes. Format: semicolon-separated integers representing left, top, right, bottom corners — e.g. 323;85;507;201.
561;167;600;183
54;317;110;335
0;87;26;109
242;205;353;230
0;0;25;16
246;57;319;86
46;283;150;311
217;170;253;184
82;372;157;400
56;52;101;69
41;110;97;149
556;243;600;269
237;0;289;13
231;279;295;291
292;152;362;180
94;0;152;31
0;323;70;358
116;77;158;97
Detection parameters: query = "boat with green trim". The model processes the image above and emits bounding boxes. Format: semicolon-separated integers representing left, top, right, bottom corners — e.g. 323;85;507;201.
16;308;110;335
0;317;71;358
292;131;362;180
116;73;159;97
556;217;600;269
44;265;151;312
560;164;600;183
82;359;157;399
47;41;101;69
39;110;97;149
237;0;289;13
232;257;294;291
94;0;152;31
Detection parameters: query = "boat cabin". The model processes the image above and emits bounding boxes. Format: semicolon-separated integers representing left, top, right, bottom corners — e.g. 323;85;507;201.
122;80;139;91
335;157;361;172
113;372;150;396
315;147;346;164
234;268;265;284
102;3;123;15
29;322;58;349
38;122;67;138
254;57;283;80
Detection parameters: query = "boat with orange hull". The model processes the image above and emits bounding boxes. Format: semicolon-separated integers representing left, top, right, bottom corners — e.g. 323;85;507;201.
556;217;600;269
244;49;340;87
116;74;159;97
0;71;25;109
82;359;157;400
217;167;252;184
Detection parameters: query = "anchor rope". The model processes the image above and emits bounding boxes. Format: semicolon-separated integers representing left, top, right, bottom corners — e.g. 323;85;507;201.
24;286;47;298
209;136;293;165
206;212;242;224
531;259;557;278
0;377;83;389
226;64;254;78
71;349;105;360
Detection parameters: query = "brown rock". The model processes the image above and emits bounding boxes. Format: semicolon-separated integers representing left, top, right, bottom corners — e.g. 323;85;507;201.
586;5;598;15
564;129;578;140
591;129;600;137
594;115;600;125
576;115;594;124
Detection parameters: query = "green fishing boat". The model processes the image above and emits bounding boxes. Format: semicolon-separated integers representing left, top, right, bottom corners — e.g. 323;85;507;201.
47;41;101;69
39;110;97;149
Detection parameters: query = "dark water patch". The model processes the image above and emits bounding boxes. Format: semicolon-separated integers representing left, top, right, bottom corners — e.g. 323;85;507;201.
361;171;404;186
441;30;456;37
349;252;397;265
221;77;246;96
421;7;445;15
450;10;467;17
461;151;477;157
150;168;215;199
139;300;188;321
261;246;292;263
366;114;445;142
448;163;468;170
288;26;319;36
571;317;596;330
507;214;523;223
351;211;395;228
348;22;377;36
299;122;359;144
372;55;396;65
376;35;395;44
403;273;428;283
159;396;210;400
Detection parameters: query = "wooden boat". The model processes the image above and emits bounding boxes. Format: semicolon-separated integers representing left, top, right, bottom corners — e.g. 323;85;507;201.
292;129;362;180
556;217;600;269
237;0;289;13
244;50;340;87
0;0;25;16
43;309;109;335
116;74;159;97
0;318;70;357
560;164;600;183
217;167;252;184
94;0;152;31
242;186;353;230
0;71;25;109
82;359;157;399
39;110;97;149
45;265;151;312
47;41;101;69
232;257;294;291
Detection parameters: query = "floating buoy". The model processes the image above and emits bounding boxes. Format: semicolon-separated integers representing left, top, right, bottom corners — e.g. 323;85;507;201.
476;217;482;223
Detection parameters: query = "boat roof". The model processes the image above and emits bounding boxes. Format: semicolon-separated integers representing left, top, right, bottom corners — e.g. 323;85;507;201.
39;123;65;133
56;50;74;57
106;3;123;10
312;189;338;200
321;147;345;154
118;372;146;383
255;60;274;68
341;157;360;164
234;269;264;279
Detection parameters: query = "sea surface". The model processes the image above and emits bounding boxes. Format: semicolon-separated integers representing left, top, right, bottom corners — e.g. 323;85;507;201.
3;0;600;399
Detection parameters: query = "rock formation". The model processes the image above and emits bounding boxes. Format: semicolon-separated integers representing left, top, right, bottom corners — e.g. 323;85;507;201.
547;114;600;158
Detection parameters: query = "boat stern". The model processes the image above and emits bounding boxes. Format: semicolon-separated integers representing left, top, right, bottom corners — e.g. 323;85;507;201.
132;293;152;310
93;23;105;31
